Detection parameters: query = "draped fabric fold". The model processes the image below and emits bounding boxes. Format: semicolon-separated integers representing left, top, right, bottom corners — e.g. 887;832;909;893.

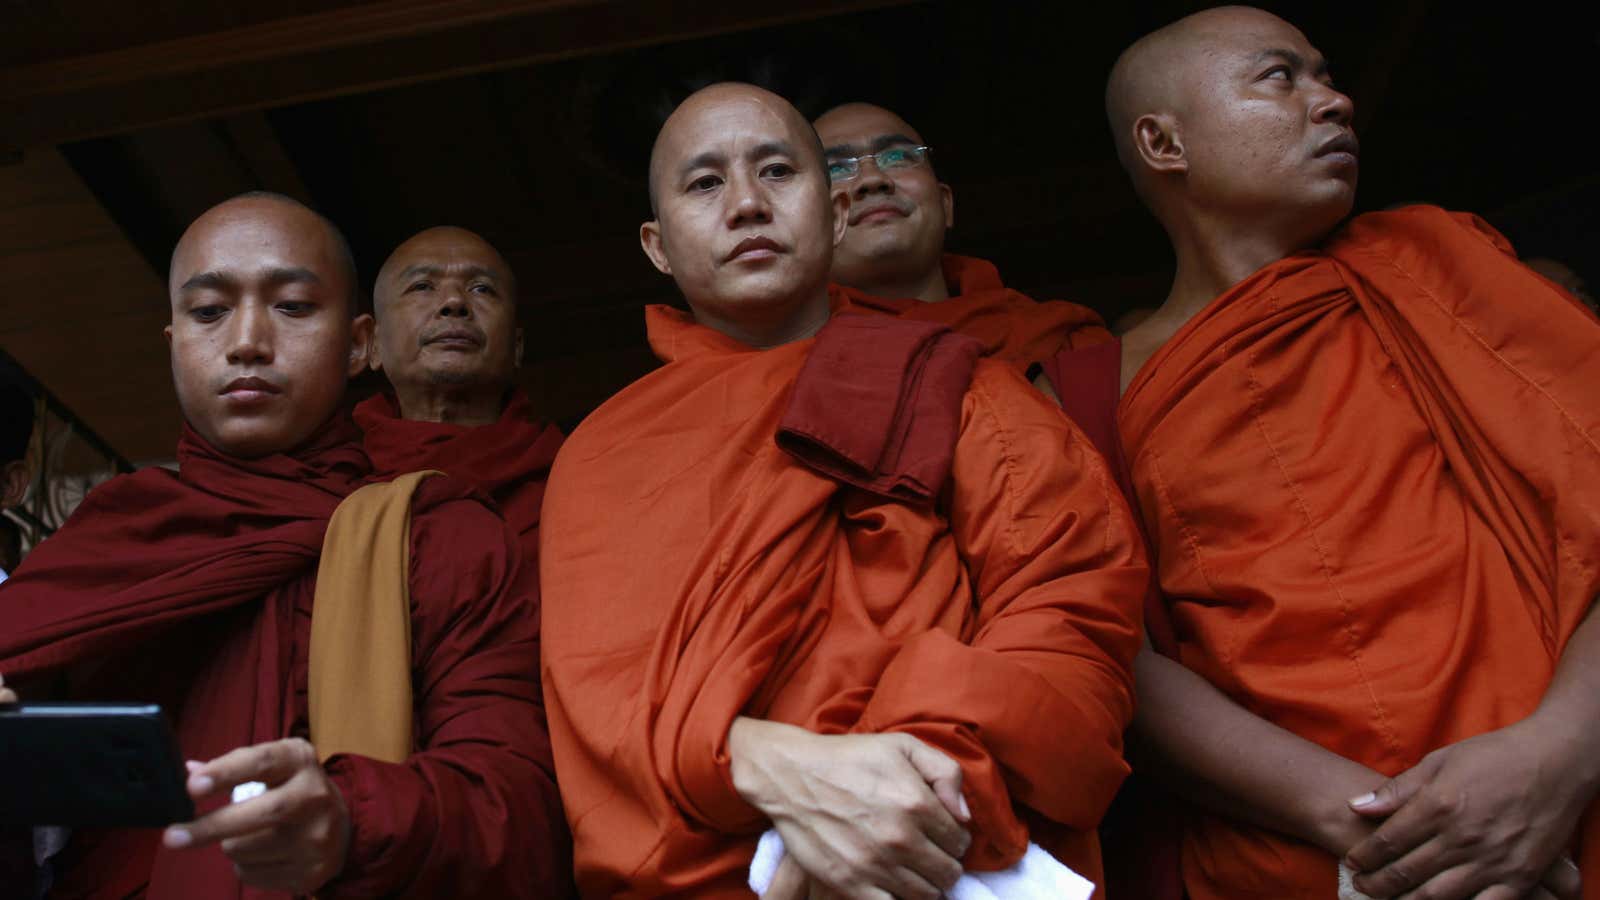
353;389;563;553
543;300;1145;896
778;313;982;503
839;255;1110;368
1119;205;1600;898
0;420;371;899
310;470;442;765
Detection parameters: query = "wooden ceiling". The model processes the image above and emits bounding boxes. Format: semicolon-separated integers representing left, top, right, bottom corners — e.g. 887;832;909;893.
2;0;1596;460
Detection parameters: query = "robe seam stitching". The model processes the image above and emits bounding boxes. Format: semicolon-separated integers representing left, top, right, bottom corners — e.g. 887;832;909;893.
1338;245;1600;462
1240;354;1406;762
967;371;1029;561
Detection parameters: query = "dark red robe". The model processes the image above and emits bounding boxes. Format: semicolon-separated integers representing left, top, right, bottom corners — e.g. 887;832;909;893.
353;388;564;569
0;418;568;899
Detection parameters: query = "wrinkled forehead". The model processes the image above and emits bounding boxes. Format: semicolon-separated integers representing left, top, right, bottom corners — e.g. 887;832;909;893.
388;235;507;279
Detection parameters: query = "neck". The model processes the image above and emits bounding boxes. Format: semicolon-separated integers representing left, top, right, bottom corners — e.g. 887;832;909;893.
1160;205;1322;322
853;262;950;304
393;384;506;426
693;285;833;349
1118;208;1325;395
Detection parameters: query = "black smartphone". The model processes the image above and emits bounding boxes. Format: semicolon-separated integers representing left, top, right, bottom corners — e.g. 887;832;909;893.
0;703;195;827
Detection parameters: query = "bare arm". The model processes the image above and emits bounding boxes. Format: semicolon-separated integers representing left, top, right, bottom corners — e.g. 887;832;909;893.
1132;645;1385;856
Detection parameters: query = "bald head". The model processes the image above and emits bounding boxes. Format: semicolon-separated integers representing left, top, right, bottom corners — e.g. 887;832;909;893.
647;82;826;217
375;226;516;309
1105;6;1356;245
170;192;359;316
165;192;372;458
370;225;523;419
814;103;924;152
640;81;847;347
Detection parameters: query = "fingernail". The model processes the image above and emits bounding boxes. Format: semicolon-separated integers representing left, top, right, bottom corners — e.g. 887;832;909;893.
185;760;202;772
163;827;192;849
1349;792;1376;808
957;794;971;821
189;774;214;794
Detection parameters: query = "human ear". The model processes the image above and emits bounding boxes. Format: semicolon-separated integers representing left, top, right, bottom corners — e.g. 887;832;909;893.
347;314;375;378
1133;113;1187;176
640;221;672;275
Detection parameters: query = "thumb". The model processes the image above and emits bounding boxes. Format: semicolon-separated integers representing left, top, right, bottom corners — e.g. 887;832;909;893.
899;736;970;822
1348;768;1423;819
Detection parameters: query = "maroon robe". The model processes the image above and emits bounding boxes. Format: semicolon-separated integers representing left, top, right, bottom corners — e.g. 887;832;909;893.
0;418;568;899
353;389;564;568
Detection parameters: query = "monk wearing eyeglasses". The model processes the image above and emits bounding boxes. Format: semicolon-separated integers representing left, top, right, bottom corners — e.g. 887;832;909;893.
1107;6;1600;899
813;103;1125;468
539;82;1147;899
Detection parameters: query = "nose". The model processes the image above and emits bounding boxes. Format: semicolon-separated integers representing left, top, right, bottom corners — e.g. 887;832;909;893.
225;301;273;365
1312;83;1355;126
725;170;772;228
851;157;895;199
437;284;472;319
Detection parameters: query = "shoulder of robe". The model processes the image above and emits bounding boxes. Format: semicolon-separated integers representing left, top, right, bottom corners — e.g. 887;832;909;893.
405;474;520;580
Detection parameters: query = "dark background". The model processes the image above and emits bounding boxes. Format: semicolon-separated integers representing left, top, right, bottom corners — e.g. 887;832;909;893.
2;0;1595;460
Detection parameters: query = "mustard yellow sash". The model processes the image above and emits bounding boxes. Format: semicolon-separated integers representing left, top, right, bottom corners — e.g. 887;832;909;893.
308;470;440;764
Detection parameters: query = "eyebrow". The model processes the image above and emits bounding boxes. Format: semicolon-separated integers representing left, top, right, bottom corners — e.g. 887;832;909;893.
179;266;321;292
395;263;501;283
824;134;920;158
679;141;800;181
1255;47;1330;77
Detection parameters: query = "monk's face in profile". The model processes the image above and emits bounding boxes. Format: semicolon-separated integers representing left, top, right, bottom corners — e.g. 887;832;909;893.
642;86;848;329
1174;9;1357;226
166;198;371;458
371;227;521;398
814;104;952;288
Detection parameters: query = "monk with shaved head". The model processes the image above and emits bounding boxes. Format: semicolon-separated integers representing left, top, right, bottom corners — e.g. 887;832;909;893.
814;102;1125;468
540;82;1147;898
1107;7;1600;900
357;225;566;601
0;193;567;897
353;225;572;892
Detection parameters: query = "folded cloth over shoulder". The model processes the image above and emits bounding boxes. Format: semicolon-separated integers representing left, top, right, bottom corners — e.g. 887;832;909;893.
747;829;1096;900
776;313;982;504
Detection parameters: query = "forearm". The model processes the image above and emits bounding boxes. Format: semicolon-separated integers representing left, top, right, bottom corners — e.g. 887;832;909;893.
1528;598;1600;793
858;626;1132;828
1133;647;1384;855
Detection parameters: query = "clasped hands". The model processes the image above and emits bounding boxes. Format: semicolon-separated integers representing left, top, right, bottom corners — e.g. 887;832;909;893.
1338;719;1590;900
729;717;973;900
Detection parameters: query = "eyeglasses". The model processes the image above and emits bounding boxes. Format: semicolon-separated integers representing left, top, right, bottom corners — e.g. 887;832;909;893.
826;145;932;183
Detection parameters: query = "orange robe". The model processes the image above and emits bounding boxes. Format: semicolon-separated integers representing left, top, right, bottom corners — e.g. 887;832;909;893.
540;300;1147;897
842;255;1178;900
1119;205;1600;899
840;254;1112;367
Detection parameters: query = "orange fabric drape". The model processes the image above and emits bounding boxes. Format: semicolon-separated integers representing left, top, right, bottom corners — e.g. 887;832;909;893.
1120;205;1600;899
541;301;1146;897
840;254;1111;368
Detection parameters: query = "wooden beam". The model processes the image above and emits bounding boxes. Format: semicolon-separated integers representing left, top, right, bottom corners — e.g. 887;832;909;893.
0;0;918;150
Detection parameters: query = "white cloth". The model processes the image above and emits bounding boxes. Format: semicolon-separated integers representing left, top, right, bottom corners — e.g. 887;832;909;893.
748;829;1095;900
0;565;8;584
